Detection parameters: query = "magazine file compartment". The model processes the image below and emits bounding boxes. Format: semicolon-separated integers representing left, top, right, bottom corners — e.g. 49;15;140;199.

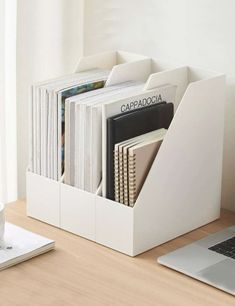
26;171;60;227
76;50;149;72
95;196;134;255
133;74;225;256
60;183;96;241
144;66;189;109
26;51;225;256
77;51;152;87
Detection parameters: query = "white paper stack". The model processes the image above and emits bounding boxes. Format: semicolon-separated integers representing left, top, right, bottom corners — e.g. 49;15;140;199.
30;69;109;180
0;223;55;271
64;81;144;192
30;67;177;196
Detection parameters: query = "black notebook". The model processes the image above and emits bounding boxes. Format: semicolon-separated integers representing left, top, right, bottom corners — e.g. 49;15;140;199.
106;102;174;200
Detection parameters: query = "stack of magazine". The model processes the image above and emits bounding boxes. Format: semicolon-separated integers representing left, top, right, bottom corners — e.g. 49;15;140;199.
30;69;108;180
30;69;176;206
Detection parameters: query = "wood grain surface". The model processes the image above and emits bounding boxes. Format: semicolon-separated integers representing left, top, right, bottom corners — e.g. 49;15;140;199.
1;200;235;306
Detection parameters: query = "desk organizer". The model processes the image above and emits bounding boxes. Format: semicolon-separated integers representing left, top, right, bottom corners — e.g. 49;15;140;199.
27;51;225;256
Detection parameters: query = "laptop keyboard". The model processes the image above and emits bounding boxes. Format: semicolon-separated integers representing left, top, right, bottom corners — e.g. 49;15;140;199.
209;236;235;259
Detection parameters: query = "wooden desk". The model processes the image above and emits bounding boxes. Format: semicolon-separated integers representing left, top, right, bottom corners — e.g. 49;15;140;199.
1;201;235;306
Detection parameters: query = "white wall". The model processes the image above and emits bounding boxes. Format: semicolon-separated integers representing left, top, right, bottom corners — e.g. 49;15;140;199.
0;0;17;203
17;0;83;198
17;0;235;211
84;0;235;211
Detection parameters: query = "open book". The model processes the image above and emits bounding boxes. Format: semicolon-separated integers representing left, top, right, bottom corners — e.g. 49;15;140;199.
0;223;55;271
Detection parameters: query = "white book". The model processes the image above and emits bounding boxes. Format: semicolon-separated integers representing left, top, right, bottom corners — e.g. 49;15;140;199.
64;98;71;184
65;100;76;186
30;85;36;173
32;85;38;174
37;69;108;181
29;86;34;172
33;74;80;178
65;87;98;185
76;85;125;188
0;223;54;271
58;75;110;186
32;69;107;180
35;86;41;174
56;70;109;181
51;75;87;178
32;73;79;175
68;82;140;188
40;88;49;176
47;92;53;178
102;84;177;197
82;82;140;191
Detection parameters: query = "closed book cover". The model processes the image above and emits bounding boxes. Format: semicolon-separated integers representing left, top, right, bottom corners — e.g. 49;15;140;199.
114;137;143;203
123;129;165;205
106;102;174;200
119;140;142;204
122;140;143;205
128;129;166;206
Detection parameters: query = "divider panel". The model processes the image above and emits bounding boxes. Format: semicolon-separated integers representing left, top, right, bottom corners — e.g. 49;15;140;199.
133;75;225;255
61;184;96;241
27;171;60;227
95;196;134;256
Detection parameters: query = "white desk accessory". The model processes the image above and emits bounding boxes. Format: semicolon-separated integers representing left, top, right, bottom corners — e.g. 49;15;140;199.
0;202;54;270
27;51;225;256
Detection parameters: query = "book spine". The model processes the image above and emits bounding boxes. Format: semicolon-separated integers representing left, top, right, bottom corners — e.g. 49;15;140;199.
64;101;70;185
29;86;34;172
123;152;129;205
36;88;41;175
114;149;120;202
119;149;124;204
106;119;115;200
128;153;136;207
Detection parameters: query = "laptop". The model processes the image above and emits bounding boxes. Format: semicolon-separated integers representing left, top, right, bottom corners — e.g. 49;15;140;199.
158;226;235;295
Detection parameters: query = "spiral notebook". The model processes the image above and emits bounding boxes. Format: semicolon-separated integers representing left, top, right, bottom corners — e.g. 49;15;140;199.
114;130;161;204
127;129;166;206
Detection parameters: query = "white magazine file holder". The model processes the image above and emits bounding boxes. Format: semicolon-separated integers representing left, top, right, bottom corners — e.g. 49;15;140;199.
27;51;225;256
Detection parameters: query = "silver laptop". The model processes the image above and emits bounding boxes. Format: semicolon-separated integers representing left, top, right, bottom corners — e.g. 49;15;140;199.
158;226;235;295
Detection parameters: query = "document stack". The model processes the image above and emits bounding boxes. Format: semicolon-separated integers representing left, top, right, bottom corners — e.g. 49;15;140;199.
30;67;176;205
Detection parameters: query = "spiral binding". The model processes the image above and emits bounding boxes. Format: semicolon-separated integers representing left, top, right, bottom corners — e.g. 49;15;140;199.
123;152;130;205
119;150;125;204
114;149;120;202
128;153;136;207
